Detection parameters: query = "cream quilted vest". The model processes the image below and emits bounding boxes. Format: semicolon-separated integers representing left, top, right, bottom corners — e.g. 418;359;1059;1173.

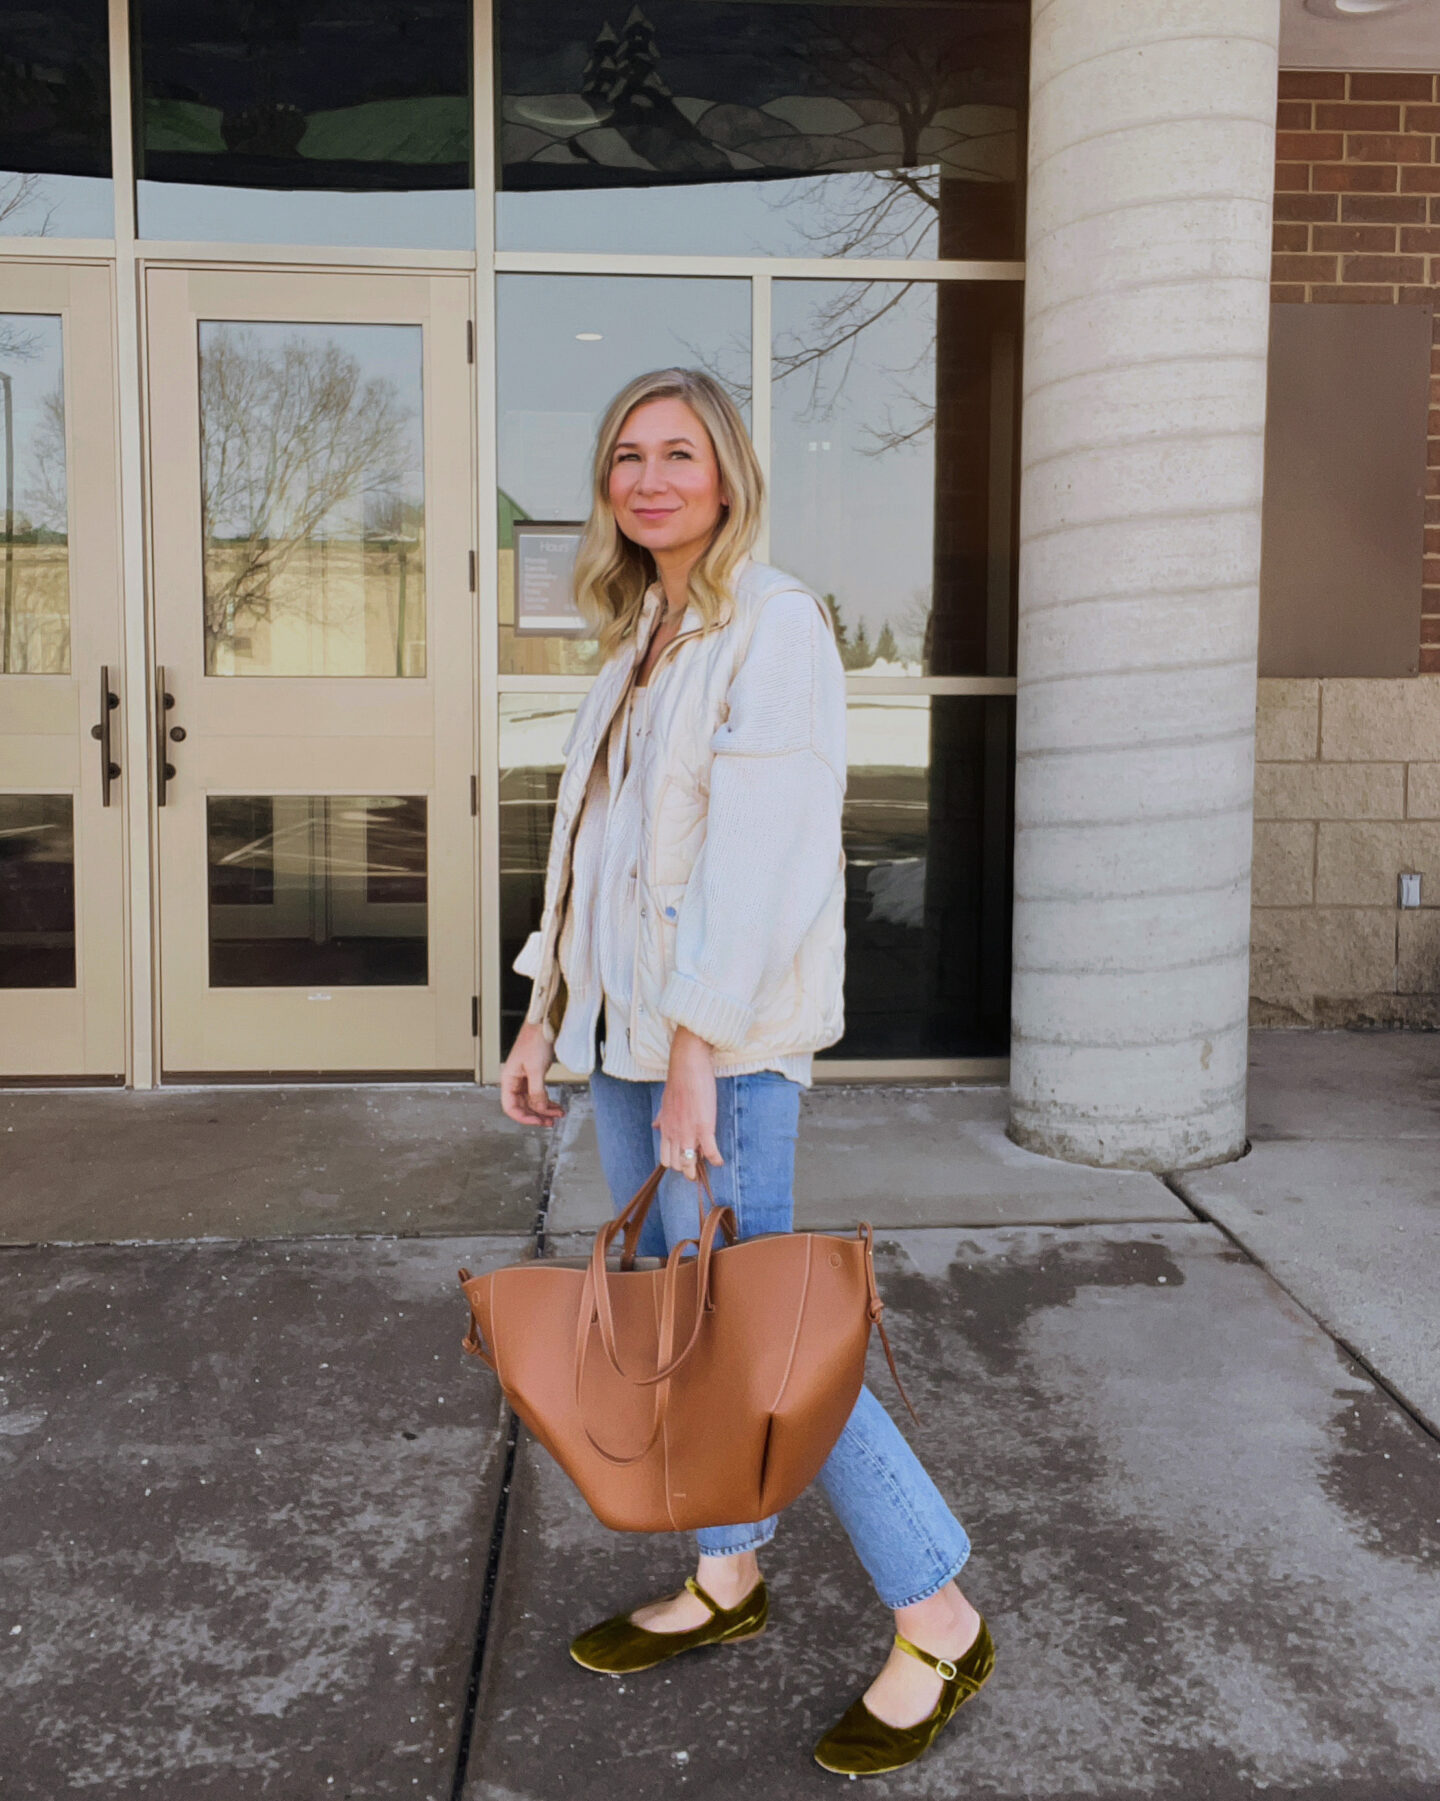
515;558;846;1076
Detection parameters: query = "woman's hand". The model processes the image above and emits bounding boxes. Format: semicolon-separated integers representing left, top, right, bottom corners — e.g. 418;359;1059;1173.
500;1021;563;1126
655;1027;724;1180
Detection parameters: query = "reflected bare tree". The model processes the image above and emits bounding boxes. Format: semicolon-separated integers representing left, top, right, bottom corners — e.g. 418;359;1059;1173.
753;14;1019;448
26;380;68;533
1;319;48;673
0;174;56;237
200;327;415;659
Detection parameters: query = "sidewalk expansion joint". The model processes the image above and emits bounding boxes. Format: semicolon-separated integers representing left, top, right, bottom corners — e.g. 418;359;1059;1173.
448;1097;564;1801
1162;1174;1440;1451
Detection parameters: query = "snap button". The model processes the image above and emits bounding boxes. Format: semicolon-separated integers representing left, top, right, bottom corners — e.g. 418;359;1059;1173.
664;905;677;919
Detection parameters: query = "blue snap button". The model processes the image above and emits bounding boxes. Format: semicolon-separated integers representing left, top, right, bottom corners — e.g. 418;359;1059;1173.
664;906;677;919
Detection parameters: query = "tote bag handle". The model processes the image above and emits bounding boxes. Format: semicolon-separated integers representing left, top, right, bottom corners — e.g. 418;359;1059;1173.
573;1190;735;1466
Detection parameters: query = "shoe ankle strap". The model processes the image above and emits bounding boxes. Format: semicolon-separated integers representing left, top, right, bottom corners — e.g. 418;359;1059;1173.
894;1631;958;1681
685;1576;721;1616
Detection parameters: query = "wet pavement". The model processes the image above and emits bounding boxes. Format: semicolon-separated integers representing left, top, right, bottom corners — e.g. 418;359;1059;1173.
1;1033;1437;1798
0;1236;523;1799
470;1223;1440;1801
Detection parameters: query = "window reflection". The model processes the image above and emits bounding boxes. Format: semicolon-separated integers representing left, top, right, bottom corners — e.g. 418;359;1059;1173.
499;695;577;1054
134;0;473;249
0;314;69;675
496;692;1013;1060
0;795;75;989
199;321;425;677
207;795;428;987
497;0;1026;259
0;1;113;238
495;275;749;677
830;695;1012;1059
771;280;1020;678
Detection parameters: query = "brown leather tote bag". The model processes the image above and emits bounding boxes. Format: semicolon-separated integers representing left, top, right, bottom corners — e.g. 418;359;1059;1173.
457;1165;913;1534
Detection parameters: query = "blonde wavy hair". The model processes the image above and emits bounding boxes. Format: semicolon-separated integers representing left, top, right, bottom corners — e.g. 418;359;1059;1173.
572;368;763;660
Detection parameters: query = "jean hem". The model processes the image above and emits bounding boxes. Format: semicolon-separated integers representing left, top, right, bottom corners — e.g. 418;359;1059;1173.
880;1541;972;1613
695;1522;779;1557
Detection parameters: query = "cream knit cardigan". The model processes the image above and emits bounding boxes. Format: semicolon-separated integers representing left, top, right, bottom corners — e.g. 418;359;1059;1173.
514;558;847;1081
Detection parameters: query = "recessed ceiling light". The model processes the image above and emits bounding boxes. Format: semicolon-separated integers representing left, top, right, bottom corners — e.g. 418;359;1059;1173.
575;332;603;342
1303;0;1419;15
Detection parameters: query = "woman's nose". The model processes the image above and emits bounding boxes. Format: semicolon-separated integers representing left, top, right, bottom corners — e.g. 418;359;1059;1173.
635;458;669;494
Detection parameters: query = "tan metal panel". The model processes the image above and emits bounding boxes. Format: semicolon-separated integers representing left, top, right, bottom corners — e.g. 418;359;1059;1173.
1261;302;1430;679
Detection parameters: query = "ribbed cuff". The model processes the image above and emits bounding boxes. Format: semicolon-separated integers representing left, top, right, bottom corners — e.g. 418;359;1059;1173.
659;973;755;1050
522;996;556;1043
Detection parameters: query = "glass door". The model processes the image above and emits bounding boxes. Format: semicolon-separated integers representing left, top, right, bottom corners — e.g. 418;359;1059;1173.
147;268;476;1076
0;263;127;1078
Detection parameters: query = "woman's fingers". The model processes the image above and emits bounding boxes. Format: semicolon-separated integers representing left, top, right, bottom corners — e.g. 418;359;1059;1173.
657;1127;701;1181
700;1125;723;1168
501;1049;561;1126
499;1063;528;1124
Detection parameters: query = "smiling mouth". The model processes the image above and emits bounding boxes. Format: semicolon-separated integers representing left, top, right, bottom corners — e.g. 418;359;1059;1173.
631;508;679;520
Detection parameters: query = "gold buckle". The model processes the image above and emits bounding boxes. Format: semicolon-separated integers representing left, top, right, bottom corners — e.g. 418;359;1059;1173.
934;1657;958;1681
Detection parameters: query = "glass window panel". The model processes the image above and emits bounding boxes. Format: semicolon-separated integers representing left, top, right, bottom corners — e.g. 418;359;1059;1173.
199;321;426;678
497;692;1013;1061
770;279;1020;678
826;694;1012;1060
499;694;578;1055
0;795;75;989
497;0;1026;259
496;275;749;676
207;795;427;987
134;0;474;249
1;314;69;675
0;1;113;238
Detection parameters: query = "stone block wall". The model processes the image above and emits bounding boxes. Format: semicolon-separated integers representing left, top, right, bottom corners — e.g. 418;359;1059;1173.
1251;678;1440;1025
1271;67;1440;671
1251;73;1440;1027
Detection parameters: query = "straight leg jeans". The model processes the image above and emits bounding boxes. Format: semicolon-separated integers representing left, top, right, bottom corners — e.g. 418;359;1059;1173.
589;1066;972;1611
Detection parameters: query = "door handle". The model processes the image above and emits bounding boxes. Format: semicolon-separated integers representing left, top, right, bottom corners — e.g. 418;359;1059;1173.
89;664;120;806
155;665;179;806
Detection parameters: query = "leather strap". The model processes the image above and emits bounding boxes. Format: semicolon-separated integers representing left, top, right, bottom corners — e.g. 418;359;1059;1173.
894;1632;960;1682
861;1223;920;1426
588;1191;734;1388
456;1269;497;1369
571;1168;735;1466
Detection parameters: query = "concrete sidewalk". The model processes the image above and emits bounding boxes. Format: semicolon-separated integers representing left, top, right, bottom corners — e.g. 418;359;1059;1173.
1177;1032;1440;1436
1;1033;1438;1798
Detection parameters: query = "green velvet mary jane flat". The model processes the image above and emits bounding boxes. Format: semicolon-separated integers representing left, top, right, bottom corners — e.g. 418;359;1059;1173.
813;1616;995;1778
569;1575;768;1676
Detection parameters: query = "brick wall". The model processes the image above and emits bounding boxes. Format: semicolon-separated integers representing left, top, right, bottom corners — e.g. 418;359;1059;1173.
1251;73;1440;1027
1272;68;1440;672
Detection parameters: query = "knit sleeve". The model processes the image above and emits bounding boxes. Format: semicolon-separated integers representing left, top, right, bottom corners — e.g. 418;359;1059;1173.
658;589;846;1049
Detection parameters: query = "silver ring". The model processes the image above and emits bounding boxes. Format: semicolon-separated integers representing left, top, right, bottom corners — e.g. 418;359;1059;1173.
680;1148;696;1161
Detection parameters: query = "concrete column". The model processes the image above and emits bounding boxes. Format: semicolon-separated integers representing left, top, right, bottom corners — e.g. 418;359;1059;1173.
1009;0;1280;1170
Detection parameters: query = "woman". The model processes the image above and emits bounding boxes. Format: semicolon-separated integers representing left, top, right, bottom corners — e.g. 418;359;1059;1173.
500;367;993;1777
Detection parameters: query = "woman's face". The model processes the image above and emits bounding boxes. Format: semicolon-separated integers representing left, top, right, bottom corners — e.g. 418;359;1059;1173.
607;396;728;561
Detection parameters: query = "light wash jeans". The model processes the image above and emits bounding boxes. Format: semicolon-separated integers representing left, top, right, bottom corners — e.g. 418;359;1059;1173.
589;1065;972;1610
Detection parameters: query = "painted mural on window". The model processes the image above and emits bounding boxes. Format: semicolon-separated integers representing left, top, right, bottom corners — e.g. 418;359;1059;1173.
497;0;1026;259
135;0;471;192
